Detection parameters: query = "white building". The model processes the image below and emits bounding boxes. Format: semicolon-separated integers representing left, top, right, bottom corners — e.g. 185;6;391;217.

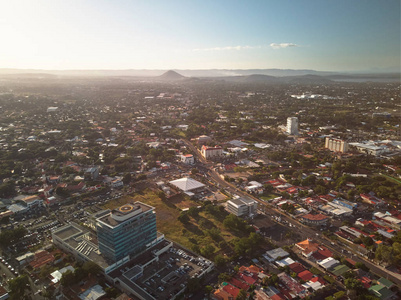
226;197;257;217
201;145;223;159
181;154;194;164
20;195;44;209
325;137;348;153
318;257;340;270
287;117;299;135
349;142;387;156
47;106;58;113
169;177;205;194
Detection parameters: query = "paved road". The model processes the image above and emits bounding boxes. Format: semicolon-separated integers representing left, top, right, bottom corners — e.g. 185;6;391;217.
181;138;401;286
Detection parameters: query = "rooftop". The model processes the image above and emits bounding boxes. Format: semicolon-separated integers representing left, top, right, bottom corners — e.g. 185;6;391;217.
169;177;205;192
97;202;154;227
301;213;328;221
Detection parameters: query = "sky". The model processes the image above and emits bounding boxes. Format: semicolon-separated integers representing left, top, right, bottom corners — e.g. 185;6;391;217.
0;0;400;72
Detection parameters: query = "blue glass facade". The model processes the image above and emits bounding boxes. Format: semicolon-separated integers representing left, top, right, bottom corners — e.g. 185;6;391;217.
96;203;157;262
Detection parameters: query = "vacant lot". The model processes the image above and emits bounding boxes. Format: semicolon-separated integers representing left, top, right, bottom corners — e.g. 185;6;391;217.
168;194;198;210
101;189;245;255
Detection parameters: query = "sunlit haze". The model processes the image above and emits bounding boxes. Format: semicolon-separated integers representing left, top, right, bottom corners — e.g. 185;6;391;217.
1;0;400;72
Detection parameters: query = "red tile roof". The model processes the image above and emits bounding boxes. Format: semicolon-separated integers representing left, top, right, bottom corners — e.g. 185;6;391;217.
223;284;240;298
298;270;313;281
237;272;257;285
230;278;250;291
312;248;333;261
29;250;55;270
289;262;306;274
310;276;326;285
301;213;328;221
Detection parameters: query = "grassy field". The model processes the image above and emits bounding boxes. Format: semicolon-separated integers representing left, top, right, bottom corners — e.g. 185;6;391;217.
260;194;277;201
381;174;401;185
101;189;241;255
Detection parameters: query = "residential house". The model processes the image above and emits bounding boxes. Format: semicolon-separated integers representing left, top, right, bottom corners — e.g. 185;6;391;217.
181;154;194;164
84;166;100;180
295;239;333;261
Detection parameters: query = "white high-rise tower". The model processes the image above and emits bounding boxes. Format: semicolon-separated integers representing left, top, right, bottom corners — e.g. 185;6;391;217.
287;117;299;135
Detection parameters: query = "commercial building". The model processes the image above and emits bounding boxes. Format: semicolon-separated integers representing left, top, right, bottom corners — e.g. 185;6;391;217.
325;137;348;153
96;202;157;263
286;117;299;135
349;142;387;156
19;195;44;209
332;198;357;210
201;145;223;159
299;213;329;226
226;198;257;217
52;223;109;270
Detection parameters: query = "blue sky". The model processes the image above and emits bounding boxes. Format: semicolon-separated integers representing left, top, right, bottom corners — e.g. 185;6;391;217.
0;0;399;71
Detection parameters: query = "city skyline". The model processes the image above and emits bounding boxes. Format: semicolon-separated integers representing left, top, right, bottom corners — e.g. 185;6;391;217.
1;0;400;72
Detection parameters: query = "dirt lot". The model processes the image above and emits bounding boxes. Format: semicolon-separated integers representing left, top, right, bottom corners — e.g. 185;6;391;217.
168;194;198;210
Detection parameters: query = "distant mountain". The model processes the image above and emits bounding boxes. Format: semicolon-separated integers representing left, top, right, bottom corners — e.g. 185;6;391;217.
0;68;398;82
240;74;279;82
325;73;400;82
157;70;185;80
210;74;332;84
284;74;333;84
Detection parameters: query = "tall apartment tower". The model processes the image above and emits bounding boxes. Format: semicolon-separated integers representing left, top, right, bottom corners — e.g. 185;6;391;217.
325;137;348;153
287;117;299;135
96;202;157;262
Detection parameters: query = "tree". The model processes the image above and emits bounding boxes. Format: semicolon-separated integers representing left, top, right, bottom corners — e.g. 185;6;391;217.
186;277;200;293
39;264;53;279
8;275;30;300
188;206;199;218
157;190;166;201
234;238;250;256
236;289;247;300
214;254;227;268
178;212;190;224
82;261;101;275
205;285;213;297
201;244;215;258
123;173;132;185
60;270;76;287
218;272;231;283
0;181;16;198
344;278;364;293
0;226;27;247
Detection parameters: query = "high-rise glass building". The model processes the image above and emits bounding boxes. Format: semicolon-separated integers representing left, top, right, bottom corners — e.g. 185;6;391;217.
287;117;299;135
96;202;157;263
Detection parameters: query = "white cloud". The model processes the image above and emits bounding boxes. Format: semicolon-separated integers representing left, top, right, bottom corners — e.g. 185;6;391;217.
270;43;299;49
193;45;260;52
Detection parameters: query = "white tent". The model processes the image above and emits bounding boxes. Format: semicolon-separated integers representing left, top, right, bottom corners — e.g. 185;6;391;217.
169;177;205;192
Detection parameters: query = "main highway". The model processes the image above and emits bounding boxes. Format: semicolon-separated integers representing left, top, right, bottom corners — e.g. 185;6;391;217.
181;139;401;286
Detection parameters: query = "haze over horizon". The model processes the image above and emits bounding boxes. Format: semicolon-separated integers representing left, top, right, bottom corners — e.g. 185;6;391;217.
1;0;400;72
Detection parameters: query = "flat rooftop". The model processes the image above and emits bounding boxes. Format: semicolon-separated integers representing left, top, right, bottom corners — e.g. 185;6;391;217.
97;202;154;227
53;226;81;240
53;223;110;269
